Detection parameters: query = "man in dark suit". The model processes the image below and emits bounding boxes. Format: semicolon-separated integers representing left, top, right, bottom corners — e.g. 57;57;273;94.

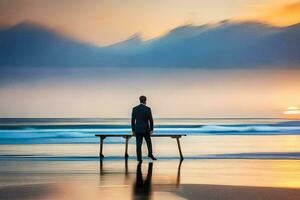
131;95;157;162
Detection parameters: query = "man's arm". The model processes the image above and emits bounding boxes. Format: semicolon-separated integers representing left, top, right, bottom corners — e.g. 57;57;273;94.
149;108;154;132
131;109;136;134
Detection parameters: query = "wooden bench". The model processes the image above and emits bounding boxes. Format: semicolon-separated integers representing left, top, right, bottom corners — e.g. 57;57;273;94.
95;134;186;160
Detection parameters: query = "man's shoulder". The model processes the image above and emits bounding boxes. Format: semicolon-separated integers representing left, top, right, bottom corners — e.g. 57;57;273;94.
133;105;140;110
133;104;151;110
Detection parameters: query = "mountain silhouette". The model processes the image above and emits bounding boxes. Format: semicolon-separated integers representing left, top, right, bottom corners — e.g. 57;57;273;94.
0;21;300;68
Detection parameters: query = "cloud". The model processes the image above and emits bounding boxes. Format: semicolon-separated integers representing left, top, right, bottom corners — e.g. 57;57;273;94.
1;20;300;69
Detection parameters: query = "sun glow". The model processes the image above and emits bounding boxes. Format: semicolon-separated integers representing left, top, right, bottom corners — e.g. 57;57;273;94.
284;106;300;115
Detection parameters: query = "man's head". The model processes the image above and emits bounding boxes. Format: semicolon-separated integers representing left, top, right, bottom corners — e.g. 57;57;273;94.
139;95;147;104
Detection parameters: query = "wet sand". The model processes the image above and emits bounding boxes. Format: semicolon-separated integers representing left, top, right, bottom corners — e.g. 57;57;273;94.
1;134;300;199
176;184;300;200
1;159;300;199
2;182;300;200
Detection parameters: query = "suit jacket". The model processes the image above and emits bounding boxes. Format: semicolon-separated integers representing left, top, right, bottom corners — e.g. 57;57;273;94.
131;104;154;133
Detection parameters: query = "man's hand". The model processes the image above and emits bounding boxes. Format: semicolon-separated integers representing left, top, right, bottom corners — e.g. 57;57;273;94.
132;131;136;136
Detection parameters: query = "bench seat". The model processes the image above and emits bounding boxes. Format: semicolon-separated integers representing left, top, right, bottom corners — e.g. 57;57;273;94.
95;134;186;160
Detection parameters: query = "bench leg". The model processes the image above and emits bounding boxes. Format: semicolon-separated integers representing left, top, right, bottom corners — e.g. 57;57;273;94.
124;136;129;158
176;159;183;187
176;137;184;160
125;158;128;175
99;136;105;159
99;158;104;175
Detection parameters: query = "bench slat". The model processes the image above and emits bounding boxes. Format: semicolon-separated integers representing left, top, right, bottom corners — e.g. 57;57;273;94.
95;134;187;137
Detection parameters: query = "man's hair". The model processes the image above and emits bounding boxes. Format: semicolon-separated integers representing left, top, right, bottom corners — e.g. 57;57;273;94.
139;95;147;104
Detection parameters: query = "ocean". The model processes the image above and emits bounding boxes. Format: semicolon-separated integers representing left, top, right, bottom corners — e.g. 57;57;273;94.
1;118;300;160
0;118;300;144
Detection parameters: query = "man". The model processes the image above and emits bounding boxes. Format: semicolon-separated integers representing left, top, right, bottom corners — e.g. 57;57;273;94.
131;95;157;162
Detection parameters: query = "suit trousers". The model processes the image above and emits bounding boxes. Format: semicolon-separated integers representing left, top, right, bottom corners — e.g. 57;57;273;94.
135;132;153;160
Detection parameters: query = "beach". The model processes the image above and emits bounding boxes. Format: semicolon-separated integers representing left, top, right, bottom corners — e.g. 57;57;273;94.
1;118;300;199
1;159;300;199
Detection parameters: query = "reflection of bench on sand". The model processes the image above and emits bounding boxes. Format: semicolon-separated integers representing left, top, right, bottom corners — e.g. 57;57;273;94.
95;134;186;160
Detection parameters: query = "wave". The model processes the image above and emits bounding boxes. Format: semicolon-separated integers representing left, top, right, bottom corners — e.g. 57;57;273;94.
161;125;300;134
0;131;94;139
1;121;300;144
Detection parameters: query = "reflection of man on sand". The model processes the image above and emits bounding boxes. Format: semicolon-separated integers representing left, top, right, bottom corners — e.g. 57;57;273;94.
133;162;153;199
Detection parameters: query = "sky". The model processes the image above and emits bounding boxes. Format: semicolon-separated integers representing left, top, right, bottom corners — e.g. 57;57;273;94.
0;0;300;118
0;0;300;45
0;69;299;118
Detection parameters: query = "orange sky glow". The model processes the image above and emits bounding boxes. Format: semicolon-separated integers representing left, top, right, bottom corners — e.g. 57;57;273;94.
1;0;300;45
